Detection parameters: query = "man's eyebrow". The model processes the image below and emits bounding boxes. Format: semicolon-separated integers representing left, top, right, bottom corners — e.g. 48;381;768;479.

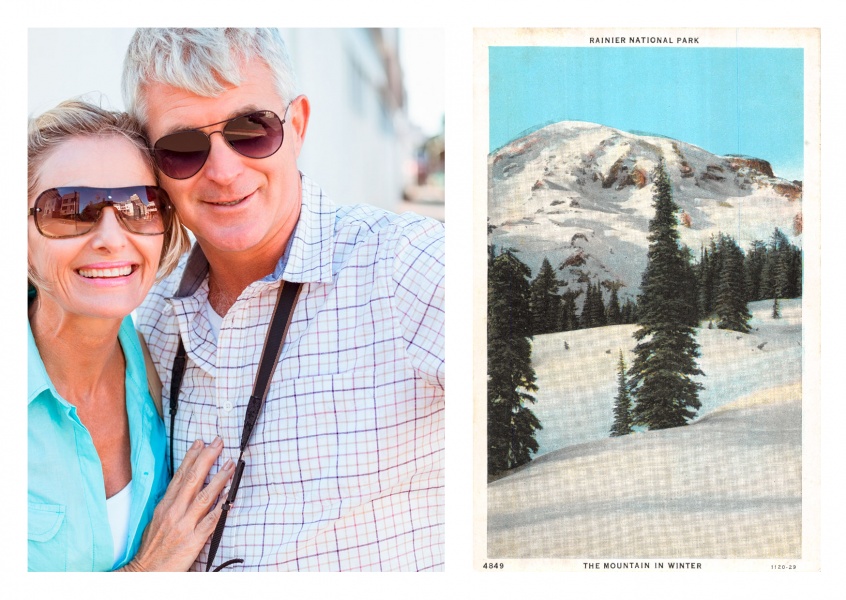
157;105;264;137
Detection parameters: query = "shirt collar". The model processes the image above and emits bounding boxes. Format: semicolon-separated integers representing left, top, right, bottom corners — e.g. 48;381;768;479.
28;315;144;409
173;173;335;300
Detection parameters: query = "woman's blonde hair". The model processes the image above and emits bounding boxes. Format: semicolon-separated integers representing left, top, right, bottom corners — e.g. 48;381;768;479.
28;100;190;291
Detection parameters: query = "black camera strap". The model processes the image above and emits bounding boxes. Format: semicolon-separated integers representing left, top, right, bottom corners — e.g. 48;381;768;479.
168;279;303;572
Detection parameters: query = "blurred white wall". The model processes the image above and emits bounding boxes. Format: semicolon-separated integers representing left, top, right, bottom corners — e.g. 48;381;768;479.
282;28;412;209
28;28;443;212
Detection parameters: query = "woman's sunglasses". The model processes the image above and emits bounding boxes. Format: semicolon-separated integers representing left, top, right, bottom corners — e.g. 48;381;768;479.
28;185;172;239
152;101;295;180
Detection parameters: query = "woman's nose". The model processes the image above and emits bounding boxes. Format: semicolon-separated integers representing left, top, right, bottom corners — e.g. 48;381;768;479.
88;207;128;250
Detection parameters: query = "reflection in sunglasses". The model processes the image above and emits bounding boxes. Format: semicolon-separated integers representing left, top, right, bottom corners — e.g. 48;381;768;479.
30;186;169;238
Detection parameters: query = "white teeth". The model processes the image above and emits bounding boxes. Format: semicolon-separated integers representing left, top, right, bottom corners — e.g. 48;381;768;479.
217;198;244;206
78;266;133;278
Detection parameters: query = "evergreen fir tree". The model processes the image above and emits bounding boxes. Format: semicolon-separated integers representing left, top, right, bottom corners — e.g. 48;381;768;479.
560;290;579;331
770;227;791;252
783;244;802;299
744;240;767;301
756;228;802;301
607;286;622;325
590;282;608;327
715;235;752;333
772;296;781;319
792;248;803;298
620;300;631;324
487;248;542;475
529;257;562;335
697;244;713;317
610;350;633;437
621;298;638;324
700;236;721;317
679;245;700;326
628;161;704;430
760;250;775;300
579;283;594;329
771;228;791;300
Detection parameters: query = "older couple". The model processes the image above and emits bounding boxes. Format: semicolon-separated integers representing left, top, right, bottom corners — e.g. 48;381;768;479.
28;28;444;572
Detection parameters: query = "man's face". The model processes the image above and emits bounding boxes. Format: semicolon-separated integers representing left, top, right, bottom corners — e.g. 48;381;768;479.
143;59;309;263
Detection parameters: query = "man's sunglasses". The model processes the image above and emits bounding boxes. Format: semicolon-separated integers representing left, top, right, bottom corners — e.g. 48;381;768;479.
28;186;172;239
152;100;296;180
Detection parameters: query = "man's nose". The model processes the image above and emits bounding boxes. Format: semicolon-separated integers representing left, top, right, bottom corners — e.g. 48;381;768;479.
201;132;244;186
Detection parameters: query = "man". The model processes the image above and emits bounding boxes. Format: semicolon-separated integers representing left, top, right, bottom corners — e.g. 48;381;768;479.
125;28;444;571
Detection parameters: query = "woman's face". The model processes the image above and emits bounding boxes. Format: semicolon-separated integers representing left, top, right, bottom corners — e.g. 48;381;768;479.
28;135;164;322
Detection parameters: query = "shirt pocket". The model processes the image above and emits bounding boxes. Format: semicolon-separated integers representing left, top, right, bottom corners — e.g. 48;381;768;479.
28;502;66;571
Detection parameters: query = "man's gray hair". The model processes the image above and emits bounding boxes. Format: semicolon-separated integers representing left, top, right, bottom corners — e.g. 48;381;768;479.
122;28;299;128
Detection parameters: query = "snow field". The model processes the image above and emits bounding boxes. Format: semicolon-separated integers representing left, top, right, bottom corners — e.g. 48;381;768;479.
487;299;802;559
488;385;801;558
529;299;801;456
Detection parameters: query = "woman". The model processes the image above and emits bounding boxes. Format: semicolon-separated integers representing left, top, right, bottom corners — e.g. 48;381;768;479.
28;100;233;571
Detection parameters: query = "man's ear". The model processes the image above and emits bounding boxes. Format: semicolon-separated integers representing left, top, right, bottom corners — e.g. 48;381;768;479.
290;95;310;158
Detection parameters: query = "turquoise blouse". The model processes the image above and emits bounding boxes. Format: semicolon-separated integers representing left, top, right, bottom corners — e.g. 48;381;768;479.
28;316;169;571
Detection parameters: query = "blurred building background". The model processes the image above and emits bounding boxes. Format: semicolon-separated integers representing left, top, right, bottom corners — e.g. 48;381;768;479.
28;28;444;220
281;28;444;219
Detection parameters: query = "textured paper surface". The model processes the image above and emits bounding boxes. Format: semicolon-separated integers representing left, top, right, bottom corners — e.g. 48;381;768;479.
474;28;820;571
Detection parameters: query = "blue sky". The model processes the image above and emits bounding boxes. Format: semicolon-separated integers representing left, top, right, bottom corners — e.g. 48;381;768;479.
490;47;804;181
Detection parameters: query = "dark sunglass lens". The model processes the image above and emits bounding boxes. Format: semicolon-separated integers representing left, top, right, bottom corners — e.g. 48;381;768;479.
154;130;211;179
224;111;284;158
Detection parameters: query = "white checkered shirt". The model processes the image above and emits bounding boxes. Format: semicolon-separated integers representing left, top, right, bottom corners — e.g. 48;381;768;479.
136;175;444;571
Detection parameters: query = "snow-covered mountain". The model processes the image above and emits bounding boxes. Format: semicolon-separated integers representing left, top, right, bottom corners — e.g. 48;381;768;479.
488;122;803;301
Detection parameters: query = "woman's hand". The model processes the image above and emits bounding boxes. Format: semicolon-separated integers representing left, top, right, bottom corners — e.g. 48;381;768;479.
117;437;235;572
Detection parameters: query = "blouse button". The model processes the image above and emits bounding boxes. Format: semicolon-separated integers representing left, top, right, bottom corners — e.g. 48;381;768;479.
223;400;233;412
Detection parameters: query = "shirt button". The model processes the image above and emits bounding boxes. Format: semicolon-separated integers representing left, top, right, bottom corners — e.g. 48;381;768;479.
223;401;233;412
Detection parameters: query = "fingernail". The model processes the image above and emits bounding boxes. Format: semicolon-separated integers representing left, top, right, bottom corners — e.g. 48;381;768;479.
212;436;223;448
222;458;235;470
193;439;203;449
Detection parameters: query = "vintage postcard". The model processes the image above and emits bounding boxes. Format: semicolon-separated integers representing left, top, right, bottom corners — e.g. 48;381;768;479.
474;28;820;571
